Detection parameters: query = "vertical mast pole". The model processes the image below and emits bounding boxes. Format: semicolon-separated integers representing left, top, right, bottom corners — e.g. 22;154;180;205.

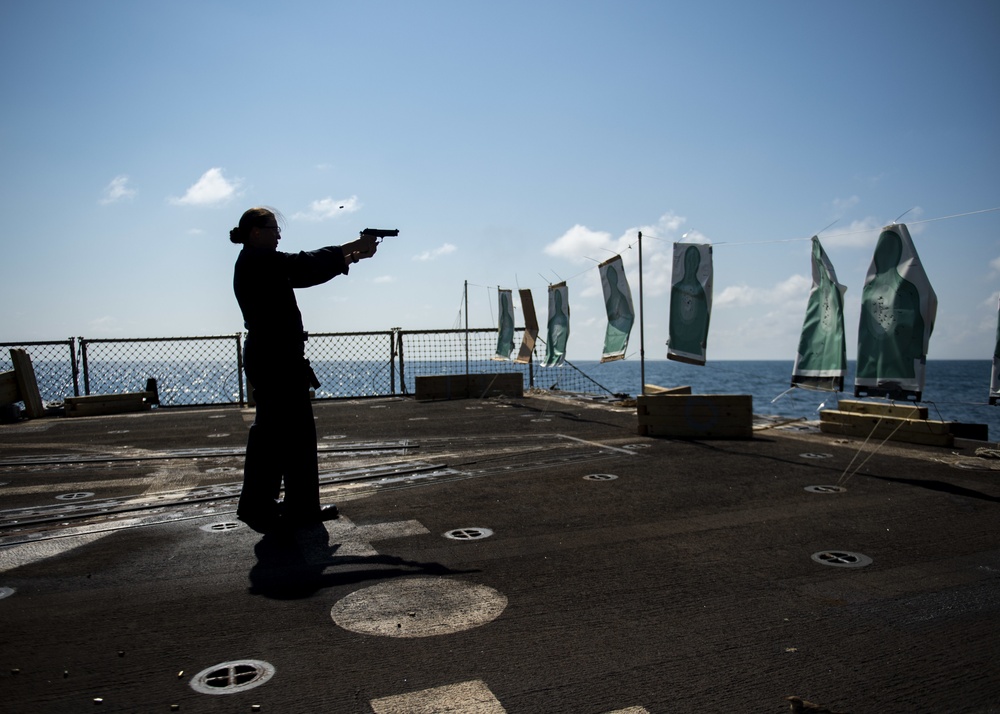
464;280;470;378
638;231;645;396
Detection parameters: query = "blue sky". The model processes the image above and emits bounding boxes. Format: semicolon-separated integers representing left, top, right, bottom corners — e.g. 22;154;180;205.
2;0;998;361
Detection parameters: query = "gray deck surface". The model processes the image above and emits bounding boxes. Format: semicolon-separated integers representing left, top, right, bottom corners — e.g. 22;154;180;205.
1;394;998;713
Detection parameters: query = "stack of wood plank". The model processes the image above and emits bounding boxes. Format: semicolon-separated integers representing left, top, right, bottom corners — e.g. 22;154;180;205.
414;373;523;401
64;391;157;418
637;386;753;439
0;349;44;419
819;399;987;446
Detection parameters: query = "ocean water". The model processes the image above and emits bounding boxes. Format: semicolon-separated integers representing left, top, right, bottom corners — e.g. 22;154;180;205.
31;355;999;441
568;359;999;440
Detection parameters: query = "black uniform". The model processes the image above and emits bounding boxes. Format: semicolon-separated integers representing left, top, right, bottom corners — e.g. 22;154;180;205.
233;244;349;531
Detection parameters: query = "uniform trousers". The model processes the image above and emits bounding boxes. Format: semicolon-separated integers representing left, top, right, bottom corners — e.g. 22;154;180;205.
237;338;320;525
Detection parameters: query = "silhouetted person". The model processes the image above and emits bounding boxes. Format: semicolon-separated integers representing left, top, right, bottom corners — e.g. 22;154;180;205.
230;207;377;534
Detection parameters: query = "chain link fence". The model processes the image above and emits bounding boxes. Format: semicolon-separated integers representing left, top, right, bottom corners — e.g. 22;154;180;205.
79;335;246;407
0;340;78;403
307;331;397;398
2;329;617;409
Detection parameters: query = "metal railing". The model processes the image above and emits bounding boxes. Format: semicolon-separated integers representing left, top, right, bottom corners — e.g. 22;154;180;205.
0;339;79;403
2;329;617;408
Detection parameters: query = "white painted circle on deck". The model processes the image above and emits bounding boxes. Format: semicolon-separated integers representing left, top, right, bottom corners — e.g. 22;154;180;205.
331;577;507;638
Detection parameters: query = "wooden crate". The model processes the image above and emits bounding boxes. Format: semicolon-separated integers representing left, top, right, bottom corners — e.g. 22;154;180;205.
2;349;45;418
0;371;18;406
414;373;523;401
642;384;692;395
819;409;954;447
836;398;928;420
64;391;156;418
637;394;753;439
821;398;989;445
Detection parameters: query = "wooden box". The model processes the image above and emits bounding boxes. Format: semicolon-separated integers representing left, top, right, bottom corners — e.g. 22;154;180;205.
414;373;523;401
826;398;987;443
64;391;156;418
637;393;753;439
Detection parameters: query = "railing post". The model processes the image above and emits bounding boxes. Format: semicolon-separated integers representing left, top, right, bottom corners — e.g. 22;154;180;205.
80;337;91;395
235;333;245;407
69;337;80;397
396;329;406;395
386;329;391;396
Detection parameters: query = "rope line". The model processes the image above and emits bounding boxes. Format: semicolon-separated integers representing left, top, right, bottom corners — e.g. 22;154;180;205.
836;416;914;487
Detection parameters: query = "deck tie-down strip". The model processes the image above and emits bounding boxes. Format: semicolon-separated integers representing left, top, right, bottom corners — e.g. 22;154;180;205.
0;460;453;529
0;440;417;468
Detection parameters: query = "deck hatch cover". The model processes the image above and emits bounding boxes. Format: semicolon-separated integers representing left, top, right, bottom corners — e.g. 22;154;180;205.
190;659;274;695
811;550;872;568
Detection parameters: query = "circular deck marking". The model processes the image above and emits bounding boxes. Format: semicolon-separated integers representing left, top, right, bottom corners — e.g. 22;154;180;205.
199;521;242;533
206;466;239;474
804;485;847;494
584;473;619;481
189;660;275;695
107;430;130;435
531;418;551;423
800;453;833;459
0;587;15;600
444;527;493;541
332;577;507;638
811;550;872;568
55;492;94;501
622;443;649;450
206;433;230;438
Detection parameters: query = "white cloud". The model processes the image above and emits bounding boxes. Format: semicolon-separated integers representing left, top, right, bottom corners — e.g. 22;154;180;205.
169;168;241;206
715;274;811;308
412;243;457;261
87;315;125;335
679;229;712;245
293;195;360;221
991;257;1000;276
544;225;616;262
543;212;689;300
545;212;686;261
831;195;860;214
100;175;136;204
820;217;883;248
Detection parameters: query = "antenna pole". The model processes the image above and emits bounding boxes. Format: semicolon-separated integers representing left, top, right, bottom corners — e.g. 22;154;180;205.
638;231;645;396
464;280;470;378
